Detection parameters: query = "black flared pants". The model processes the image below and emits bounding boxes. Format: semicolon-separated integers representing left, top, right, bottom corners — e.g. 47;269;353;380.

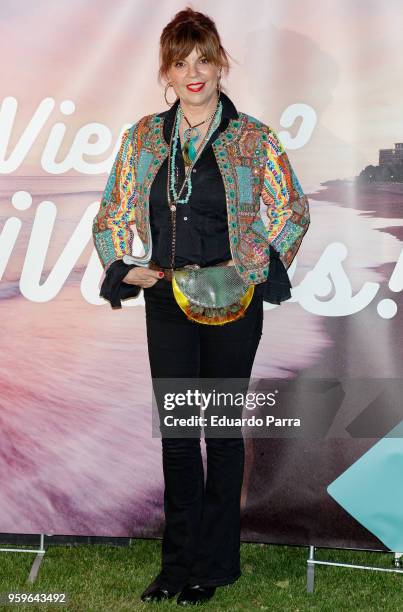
143;278;264;590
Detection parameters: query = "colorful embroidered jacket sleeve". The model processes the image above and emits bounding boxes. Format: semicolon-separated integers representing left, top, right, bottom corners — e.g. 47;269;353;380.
261;129;310;271
92;124;141;308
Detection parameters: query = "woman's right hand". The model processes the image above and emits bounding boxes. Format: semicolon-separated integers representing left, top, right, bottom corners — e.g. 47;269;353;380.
122;266;164;288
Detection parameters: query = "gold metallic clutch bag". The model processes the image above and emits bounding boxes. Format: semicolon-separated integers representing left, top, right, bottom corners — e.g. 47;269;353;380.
172;265;254;326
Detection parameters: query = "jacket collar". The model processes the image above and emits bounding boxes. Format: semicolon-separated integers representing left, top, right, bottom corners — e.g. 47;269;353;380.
158;90;239;143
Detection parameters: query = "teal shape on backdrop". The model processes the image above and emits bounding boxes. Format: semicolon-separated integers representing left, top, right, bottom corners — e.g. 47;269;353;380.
327;420;403;551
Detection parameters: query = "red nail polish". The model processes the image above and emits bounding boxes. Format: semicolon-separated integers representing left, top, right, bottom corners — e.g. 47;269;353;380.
158;271;164;278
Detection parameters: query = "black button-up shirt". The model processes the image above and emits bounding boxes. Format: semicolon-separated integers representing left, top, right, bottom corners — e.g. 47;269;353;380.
100;92;292;308
149;121;232;268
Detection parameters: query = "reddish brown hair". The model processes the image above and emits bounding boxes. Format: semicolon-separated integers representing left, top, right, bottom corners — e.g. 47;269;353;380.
158;6;236;86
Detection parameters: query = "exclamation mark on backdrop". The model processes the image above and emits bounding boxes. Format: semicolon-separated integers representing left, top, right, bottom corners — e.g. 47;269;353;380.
377;248;403;319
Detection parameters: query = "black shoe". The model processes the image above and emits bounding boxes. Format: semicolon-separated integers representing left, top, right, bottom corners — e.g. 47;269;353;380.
140;579;179;602
176;584;216;606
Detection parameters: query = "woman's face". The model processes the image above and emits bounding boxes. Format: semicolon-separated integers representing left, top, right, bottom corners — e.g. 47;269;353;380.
166;46;220;107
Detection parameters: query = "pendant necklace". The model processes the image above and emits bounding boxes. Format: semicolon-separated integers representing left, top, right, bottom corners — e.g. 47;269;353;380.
181;107;217;166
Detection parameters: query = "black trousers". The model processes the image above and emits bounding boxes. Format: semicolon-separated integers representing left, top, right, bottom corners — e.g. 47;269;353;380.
143;279;264;590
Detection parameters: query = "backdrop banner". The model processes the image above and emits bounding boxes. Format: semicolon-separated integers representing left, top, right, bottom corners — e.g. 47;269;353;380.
1;0;402;552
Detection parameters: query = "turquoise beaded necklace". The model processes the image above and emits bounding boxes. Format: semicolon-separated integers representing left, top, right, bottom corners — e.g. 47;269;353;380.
168;99;223;205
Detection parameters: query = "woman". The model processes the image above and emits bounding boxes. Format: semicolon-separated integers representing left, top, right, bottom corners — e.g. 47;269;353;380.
92;7;310;606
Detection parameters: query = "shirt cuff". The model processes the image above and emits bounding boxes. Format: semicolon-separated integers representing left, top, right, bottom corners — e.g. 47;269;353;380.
100;259;141;309
261;245;292;304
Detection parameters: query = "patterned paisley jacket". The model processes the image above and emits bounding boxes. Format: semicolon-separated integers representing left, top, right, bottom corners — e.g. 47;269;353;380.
92;92;310;289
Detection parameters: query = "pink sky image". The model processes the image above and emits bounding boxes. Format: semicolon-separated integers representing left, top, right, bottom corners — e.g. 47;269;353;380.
1;0;402;184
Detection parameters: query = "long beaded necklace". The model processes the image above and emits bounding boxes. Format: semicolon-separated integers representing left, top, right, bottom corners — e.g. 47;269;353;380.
169;100;222;204
166;95;222;269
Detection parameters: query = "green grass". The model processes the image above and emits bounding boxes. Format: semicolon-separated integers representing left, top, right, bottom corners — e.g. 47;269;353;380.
0;540;402;611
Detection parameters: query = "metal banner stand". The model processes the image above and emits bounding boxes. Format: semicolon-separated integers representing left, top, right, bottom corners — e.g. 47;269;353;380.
307;546;403;592
0;534;47;583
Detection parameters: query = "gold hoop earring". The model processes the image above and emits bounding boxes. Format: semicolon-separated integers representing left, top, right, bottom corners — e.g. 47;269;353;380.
217;72;222;95
164;82;177;106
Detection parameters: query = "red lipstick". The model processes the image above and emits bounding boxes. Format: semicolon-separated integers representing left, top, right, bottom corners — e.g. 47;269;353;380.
186;83;205;92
